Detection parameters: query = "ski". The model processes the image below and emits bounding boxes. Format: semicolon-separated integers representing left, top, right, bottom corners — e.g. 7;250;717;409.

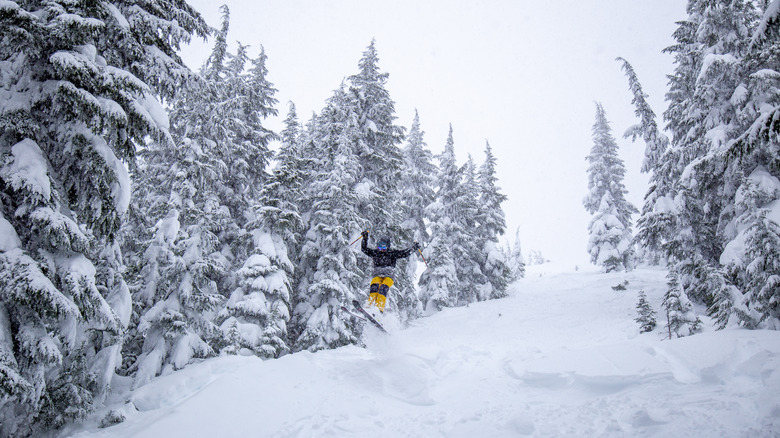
340;305;366;322
352;299;388;333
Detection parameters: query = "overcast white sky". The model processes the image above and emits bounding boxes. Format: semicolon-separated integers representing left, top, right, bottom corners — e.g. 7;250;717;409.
179;0;687;268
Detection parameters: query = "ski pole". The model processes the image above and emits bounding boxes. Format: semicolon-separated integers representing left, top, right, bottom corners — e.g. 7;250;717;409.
350;230;369;246
418;248;429;267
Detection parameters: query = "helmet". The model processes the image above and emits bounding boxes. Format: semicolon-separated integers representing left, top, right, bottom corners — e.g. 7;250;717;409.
376;236;391;250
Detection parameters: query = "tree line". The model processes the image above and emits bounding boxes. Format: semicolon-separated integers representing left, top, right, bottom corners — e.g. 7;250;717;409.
583;0;780;338
0;3;515;435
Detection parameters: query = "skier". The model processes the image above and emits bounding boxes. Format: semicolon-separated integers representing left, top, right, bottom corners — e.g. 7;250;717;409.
360;230;420;315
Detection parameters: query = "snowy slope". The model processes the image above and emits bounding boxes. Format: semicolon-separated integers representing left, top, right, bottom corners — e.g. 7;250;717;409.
64;265;780;438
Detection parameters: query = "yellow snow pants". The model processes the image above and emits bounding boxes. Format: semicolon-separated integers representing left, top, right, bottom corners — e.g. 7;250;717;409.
367;276;394;313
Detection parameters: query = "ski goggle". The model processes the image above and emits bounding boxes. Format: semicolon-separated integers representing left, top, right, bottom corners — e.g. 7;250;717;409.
377;243;388;250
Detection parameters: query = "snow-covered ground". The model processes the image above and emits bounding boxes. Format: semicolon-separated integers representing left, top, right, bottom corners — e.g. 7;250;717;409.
63;264;780;437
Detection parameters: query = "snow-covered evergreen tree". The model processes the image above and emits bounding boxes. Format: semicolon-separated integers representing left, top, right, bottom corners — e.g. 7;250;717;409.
508;228;526;280
0;0;207;434
397;110;436;322
710;2;780;328
635;290;657;333
477;141;511;299
664;0;755;308
292;87;366;351
453;156;488;303
347;40;405;235
127;5;280;386
616;57;671;265
745;208;780;327
662;270;702;339
419;126;462;312
625;0;780;330
617;58;671;173
720;167;780;328
217;102;303;357
222;45;278;232
400;110;437;244
346;40;417;319
584;103;637;272
526;250;547;265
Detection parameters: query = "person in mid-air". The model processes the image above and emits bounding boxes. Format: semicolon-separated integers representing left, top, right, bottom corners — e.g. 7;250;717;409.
360;230;420;315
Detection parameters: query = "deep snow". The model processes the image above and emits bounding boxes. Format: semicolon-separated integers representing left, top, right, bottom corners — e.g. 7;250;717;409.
63;264;780;438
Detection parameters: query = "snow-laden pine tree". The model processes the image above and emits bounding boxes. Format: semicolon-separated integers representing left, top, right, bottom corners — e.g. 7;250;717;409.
400;110;437;244
616;58;671;174
127;6;278;386
477;141;511;299
419;126;462;312
222;45;278;235
217;103;303;357
345;40;418;319
663;271;702;339
128;31;226;391
0;1;207;434
625;0;780;330
347;40;406;234
508;228;526;281
708;1;780;328
396;110;436;322
616;57;671;265
292;87;367;351
584;103;637;272
527;250;547;265
664;0;756;311
720;168;780;328
454;156;489;303
635;290;657;333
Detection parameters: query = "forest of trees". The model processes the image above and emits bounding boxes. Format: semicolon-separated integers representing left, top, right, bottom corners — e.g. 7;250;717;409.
0;2;513;435
603;1;780;338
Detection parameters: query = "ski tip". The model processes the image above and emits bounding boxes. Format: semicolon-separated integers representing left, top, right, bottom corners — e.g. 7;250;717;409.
352;299;361;307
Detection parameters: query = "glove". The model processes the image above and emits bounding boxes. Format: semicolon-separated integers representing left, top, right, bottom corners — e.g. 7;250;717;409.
361;230;369;239
413;241;421;251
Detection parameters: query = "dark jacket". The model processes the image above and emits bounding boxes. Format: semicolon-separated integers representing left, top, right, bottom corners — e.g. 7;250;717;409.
362;237;414;278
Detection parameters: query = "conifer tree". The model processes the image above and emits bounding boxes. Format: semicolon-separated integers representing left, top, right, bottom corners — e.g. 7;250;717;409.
419;126;461;312
477;141;511;299
719;168;780;328
396;110;436;322
584;103;637;272
454;156;489;303
527;250;547;265
635;290;657;333
400;110;437;244
616;58;671;174
228;46;278;225
712;2;780;328
665;1;755;307
508;228;526;281
127;5;280;386
745;209;780;327
347;40;405;233
292;87;366;351
628;0;779;330
0;0;207;434
662;270;702;339
344;40;415;319
616;57;672;264
217;103;303;357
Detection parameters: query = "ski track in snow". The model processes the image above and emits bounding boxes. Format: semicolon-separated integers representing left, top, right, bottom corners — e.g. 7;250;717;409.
63;265;780;438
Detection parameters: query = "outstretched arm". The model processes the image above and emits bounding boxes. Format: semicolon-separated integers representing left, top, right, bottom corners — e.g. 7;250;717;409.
394;241;421;259
361;230;376;256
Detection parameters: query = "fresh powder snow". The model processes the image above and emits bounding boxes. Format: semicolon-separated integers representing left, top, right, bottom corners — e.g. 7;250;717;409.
62;264;780;437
